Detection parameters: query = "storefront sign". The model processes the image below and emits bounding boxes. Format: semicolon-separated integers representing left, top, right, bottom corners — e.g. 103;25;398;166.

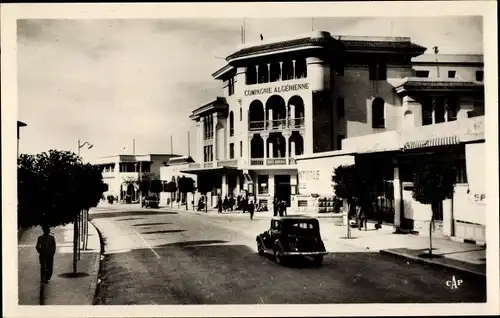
244;83;310;96
296;155;355;196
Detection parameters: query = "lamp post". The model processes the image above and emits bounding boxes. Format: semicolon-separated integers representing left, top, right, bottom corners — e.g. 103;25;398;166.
77;140;93;258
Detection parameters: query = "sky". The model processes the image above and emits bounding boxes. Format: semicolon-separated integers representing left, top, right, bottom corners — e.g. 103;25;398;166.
17;16;483;163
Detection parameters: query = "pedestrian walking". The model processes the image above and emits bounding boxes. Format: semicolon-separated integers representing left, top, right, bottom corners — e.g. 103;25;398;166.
242;197;248;214
229;196;235;211
223;196;229;212
248;200;255;220
273;197;278;217
357;204;367;230
36;225;56;284
218;196;223;214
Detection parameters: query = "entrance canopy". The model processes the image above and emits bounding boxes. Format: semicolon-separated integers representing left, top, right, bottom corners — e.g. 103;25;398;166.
180;166;241;177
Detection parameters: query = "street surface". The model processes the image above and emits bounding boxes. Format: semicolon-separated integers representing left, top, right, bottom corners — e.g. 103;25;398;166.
90;206;486;304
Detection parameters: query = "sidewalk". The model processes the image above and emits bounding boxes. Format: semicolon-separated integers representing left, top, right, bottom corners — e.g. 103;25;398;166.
165;205;486;277
18;222;101;305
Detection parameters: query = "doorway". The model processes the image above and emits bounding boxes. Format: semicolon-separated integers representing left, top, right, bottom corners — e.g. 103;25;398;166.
274;175;291;207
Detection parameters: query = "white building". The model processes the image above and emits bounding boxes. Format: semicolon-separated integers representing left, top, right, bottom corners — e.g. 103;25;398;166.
176;30;484;244
93;153;181;202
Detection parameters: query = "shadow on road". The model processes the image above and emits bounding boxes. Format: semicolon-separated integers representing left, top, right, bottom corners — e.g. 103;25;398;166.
90;210;178;220
141;230;186;235
132;222;172;227
95;240;487;305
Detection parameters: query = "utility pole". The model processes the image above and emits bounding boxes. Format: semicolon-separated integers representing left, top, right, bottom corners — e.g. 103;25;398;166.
133;138;135;155
433;46;440;78
170;135;173;154
188;131;191;157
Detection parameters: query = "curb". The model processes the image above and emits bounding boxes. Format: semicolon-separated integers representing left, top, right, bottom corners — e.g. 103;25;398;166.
450;236;487;247
379;249;486;278
88;221;103;305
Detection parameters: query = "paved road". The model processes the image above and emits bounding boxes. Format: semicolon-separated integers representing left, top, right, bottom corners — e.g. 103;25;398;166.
90;206;486;305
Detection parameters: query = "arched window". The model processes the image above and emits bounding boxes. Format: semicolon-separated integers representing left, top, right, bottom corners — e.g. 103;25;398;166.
246;66;257;85
282;60;293;81
372;97;385;129
229;111;234;136
337;97;345;118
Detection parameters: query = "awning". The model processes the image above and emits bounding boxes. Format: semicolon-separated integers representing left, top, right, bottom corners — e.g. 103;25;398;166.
180;166;240;176
404;135;460;150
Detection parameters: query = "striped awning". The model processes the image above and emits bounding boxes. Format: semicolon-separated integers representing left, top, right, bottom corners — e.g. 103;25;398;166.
404;135;460;150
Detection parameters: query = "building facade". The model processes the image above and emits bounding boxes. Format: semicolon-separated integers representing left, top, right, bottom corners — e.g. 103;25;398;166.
180;30;485;244
93;153;181;202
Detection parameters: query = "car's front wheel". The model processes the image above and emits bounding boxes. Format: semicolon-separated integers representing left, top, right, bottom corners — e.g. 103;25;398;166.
314;255;324;267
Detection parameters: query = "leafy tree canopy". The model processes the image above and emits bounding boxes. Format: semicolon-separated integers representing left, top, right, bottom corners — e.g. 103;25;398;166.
332;164;376;206
412;162;456;205
18;150;106;228
178;176;195;194
165;181;177;193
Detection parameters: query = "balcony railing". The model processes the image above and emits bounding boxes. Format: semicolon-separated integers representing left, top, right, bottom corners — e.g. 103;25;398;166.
250;158;264;166
204;132;214;140
248;117;305;131
217;159;238;167
188;163;200;169
266;158;287;165
203;162;213;168
249;157;295;166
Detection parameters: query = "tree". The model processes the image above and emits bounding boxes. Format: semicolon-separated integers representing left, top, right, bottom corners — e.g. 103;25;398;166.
412;162;456;256
150;179;163;197
18;150;106;274
122;177;137;203
178;176;195;210
332;164;377;238
165;181;177;208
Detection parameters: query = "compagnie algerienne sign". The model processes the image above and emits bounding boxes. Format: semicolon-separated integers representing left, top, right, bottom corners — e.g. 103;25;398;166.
244;83;310;96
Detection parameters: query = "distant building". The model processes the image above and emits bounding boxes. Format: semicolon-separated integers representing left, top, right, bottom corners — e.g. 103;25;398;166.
93;153;181;202
159;156;198;208
17;121;27;157
179;31;485;245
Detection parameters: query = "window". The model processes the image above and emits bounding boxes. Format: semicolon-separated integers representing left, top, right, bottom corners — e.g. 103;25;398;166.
229;111;234;137
295;59;307;79
415;70;429;78
240;141;243;157
422;100;433;126
476;70;484;81
337;134;345;149
369;62;377;80
336;97;345;118
371;97;385;128
448;70;456;78
434;98;445;123
455;159;468;184
378;63;387;80
228;77;235;96
445;98;457;122
229;143;234;159
246;66;257;85
258;175;269;194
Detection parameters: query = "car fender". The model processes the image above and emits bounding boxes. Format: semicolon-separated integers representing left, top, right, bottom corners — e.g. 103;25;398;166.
256;235;266;245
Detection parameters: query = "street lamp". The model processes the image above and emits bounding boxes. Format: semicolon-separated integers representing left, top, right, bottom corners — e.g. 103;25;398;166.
76;139;93;259
78;139;93;157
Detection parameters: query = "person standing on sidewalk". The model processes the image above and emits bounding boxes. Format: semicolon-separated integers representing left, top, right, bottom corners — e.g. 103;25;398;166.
218;196;223;214
36;226;56;284
248;200;255;220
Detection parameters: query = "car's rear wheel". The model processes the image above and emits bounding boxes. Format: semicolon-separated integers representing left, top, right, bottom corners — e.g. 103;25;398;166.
314;255;324;267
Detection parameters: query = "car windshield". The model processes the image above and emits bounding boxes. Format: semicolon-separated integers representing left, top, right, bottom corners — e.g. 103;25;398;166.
283;221;318;235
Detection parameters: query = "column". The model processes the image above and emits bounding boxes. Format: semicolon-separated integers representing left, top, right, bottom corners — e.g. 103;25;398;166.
279;61;283;80
222;174;228;198
268;174;275;200
284;132;291;164
268;140;274;159
236;176;241;196
197;119;204;162
268;108;273;130
263;133;269;165
266;63;270;82
393;159;403;233
292;60;296;79
442;198;453;237
431;98;436;124
213;113;218;161
256;65;259;84
290;141;296;158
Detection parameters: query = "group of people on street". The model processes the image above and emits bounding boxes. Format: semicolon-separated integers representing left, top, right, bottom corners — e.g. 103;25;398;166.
348;198;383;230
273;197;288;217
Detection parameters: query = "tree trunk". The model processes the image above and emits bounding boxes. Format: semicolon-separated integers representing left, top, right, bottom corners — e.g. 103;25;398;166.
429;204;435;256
185;193;188;210
205;194;208;213
73;215;78;274
346;202;351;239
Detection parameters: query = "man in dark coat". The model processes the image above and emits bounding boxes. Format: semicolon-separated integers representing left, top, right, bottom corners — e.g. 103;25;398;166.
248;200;255;220
36;225;56;284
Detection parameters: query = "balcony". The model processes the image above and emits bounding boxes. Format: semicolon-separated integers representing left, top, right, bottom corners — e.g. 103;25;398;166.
249;117;305;132
203;162;213;168
249;157;297;166
203;132;214;140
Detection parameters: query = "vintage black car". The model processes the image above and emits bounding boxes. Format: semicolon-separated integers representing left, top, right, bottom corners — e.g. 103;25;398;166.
142;195;159;208
256;216;327;266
